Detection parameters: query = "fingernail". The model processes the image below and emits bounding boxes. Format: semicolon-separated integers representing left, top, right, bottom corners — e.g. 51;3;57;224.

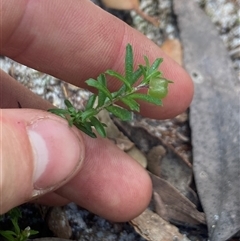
27;118;84;198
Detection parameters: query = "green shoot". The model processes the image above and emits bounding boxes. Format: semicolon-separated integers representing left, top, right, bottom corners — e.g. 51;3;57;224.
0;208;38;241
48;44;173;138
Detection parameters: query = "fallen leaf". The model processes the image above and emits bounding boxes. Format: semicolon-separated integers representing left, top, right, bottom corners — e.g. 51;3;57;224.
147;145;195;203
150;173;206;225
147;145;166;177
98;109;147;167
130;208;191;241
101;0;139;10
173;1;240;240
101;0;159;26
160;39;183;66
114;118;197;203
127;146;147;168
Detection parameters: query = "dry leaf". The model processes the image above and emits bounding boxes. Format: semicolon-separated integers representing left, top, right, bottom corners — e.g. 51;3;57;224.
160;39;183;66
101;0;139;10
147;144;194;201
147;145;166;177
127;147;147;168
150;173;206;225
101;0;159;26
130;208;191;241
98;109;147;167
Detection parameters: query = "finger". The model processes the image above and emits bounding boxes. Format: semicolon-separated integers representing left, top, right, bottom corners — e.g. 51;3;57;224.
0;70;52;110
1;0;193;119
0;108;85;214
1;73;152;221
56;134;152;222
33;192;70;206
34;135;152;222
34;137;152;222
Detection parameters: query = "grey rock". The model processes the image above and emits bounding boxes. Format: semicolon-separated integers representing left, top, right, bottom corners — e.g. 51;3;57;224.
173;1;240;241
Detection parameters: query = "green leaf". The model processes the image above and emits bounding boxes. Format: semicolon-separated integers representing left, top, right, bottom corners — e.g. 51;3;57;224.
139;65;147;79
11;219;20;235
106;70;132;91
80;108;98;122
131;68;143;85
74;122;96;138
129;93;162;105
140;57;164;85
149;58;163;74
97;73;107;86
64;100;77;114
119;97;140;112
144;56;150;68
144;71;162;84
86;77;112;100
0;230;17;241
90;116;106;137
64;99;74;109
73;110;82;120
125;44;133;82
106;106;132;121
28;230;39;235
48;109;69;120
9;208;21;219
48;108;69;115
85;94;97;110
111;85;126;98
97;74;108;107
98;92;108;107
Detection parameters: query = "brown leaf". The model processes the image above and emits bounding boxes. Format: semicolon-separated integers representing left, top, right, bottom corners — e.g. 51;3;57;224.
160;39;183;66
114;118;196;203
101;0;139;10
150;173;206;225
147;144;195;202
98;109;147;167
147;145;166;177
101;0;159;26
130;208;191;241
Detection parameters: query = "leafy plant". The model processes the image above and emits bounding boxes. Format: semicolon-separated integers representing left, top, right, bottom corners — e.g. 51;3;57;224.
0;208;38;241
0;44;171;241
48;44;173;138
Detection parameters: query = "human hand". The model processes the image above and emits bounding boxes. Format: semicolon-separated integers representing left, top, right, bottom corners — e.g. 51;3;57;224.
0;0;193;221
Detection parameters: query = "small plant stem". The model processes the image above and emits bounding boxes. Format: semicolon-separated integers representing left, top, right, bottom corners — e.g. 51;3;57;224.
89;85;146;116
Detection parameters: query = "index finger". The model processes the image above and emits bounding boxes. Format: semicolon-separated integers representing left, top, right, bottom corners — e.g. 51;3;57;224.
1;0;193;119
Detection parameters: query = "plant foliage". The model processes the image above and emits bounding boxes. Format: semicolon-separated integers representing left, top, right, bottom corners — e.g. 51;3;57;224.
48;44;173;137
0;208;38;241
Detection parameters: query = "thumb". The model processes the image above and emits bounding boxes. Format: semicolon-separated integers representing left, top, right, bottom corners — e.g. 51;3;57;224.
0;109;85;214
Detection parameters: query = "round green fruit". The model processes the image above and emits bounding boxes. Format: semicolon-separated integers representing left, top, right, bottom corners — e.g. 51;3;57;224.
148;78;169;99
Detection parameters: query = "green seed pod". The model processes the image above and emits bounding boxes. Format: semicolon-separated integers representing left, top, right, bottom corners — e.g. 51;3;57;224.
148;78;169;99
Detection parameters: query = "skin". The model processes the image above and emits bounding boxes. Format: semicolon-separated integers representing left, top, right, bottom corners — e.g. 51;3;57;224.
0;0;193;221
